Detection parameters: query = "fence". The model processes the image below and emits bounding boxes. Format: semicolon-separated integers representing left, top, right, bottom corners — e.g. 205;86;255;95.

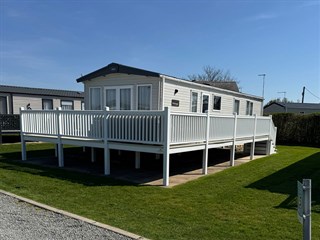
21;108;276;146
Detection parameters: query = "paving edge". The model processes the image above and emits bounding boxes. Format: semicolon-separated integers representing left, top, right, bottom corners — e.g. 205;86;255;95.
0;189;148;240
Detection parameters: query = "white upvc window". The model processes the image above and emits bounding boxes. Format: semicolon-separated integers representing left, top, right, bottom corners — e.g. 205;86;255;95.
42;99;53;110
105;86;133;110
234;99;240;115
246;101;253;115
61;100;74;110
137;85;152;110
0;96;8;114
201;93;210;113
190;91;198;113
89;87;102;110
213;95;221;111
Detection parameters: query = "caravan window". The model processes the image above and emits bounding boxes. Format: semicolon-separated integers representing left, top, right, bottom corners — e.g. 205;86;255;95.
202;94;209;113
42;99;53;110
190;91;198;112
213;96;221;110
234;99;240;115
246;101;253;115
90;87;101;110
138;85;151;110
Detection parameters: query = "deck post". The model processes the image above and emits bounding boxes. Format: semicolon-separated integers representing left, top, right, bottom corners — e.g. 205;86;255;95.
163;107;170;186
266;115;273;155
230;112;237;166
250;114;258;160
56;107;64;167
202;111;210;175
135;152;141;169
91;147;96;163
104;107;110;175
20;107;27;161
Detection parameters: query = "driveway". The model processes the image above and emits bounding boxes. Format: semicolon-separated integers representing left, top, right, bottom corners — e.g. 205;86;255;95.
0;192;136;240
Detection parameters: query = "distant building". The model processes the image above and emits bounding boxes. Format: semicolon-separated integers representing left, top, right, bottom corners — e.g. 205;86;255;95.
0;85;84;114
264;102;320;115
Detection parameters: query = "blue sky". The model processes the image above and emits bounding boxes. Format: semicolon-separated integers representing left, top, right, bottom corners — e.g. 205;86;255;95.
1;0;319;103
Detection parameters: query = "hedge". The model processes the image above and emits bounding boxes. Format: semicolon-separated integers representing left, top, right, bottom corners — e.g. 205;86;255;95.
271;113;320;146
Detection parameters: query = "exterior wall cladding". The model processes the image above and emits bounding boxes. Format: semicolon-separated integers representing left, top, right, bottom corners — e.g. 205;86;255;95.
83;73;263;116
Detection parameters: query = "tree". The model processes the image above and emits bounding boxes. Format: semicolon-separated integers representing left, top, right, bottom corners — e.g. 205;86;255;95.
188;65;237;82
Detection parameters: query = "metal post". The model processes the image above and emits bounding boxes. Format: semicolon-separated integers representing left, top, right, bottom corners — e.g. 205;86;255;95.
135;152;141;169
56;107;64;167
20;107;27;161
303;179;311;240
250;114;257;160
202;111;210;174
230;112;237;166
163;107;170;186
104;106;110;175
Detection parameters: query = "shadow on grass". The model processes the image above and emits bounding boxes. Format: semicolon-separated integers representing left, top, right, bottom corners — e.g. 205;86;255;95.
0;148;137;188
246;152;320;212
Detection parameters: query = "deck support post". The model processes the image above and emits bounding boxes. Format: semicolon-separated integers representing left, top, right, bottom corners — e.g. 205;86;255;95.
202;111;210;175
135;152;141;169
20;107;27;161
230;112;237;166
104;107;110;175
250;114;258;160
57;143;64;167
163;107;171;186
91;147;96;163
56;107;64;167
104;147;110;175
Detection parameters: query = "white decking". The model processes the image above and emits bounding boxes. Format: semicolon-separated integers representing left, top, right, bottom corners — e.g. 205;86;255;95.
20;107;277;186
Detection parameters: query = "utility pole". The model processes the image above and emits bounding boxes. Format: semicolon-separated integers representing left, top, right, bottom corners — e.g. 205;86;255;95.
258;74;266;99
302;86;305;103
258;74;266;116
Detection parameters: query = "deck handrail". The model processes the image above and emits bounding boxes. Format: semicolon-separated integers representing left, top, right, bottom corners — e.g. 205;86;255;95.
20;108;277;146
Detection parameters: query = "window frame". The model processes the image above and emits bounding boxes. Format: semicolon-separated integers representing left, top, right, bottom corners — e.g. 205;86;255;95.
201;93;210;113
190;91;198;113
89;87;102;110
61;100;74;110
234;99;240;115
104;85;133;110
137;84;152;110
246;101;253;116
213;95;222;111
42;99;53;110
0;96;8;114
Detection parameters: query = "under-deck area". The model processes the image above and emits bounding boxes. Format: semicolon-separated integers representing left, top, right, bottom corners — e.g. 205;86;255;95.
20;107;277;186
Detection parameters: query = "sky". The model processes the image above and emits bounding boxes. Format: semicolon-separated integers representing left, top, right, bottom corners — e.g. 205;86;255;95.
1;0;319;104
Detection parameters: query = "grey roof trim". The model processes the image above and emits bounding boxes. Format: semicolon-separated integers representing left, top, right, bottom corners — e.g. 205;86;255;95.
76;62;160;82
264;102;320;110
0;85;84;98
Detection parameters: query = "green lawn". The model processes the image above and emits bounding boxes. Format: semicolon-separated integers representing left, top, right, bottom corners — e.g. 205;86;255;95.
0;143;319;239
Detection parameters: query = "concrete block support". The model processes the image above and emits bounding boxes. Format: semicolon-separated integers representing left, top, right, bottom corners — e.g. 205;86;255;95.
135;152;141;169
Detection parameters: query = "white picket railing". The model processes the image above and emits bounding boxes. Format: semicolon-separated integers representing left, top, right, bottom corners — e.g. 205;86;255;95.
20;108;277;146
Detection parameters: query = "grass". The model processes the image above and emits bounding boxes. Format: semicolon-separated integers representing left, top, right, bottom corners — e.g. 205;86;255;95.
0;143;319;239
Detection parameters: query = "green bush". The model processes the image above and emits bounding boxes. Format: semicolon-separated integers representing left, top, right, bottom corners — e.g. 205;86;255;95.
272;113;320;146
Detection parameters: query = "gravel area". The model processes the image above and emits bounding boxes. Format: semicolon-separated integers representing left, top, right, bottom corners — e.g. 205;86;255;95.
0;193;134;240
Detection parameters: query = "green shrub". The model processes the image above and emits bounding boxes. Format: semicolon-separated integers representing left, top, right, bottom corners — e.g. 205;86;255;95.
272;113;320;146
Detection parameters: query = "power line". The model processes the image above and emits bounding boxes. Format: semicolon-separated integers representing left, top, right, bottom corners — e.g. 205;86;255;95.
305;87;320;101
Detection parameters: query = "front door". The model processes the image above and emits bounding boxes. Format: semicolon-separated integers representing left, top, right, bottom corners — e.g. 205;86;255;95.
105;86;132;110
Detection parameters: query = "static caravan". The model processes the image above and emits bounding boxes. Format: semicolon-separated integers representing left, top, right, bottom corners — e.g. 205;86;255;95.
0;85;84;114
76;63;263;116
20;63;277;186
